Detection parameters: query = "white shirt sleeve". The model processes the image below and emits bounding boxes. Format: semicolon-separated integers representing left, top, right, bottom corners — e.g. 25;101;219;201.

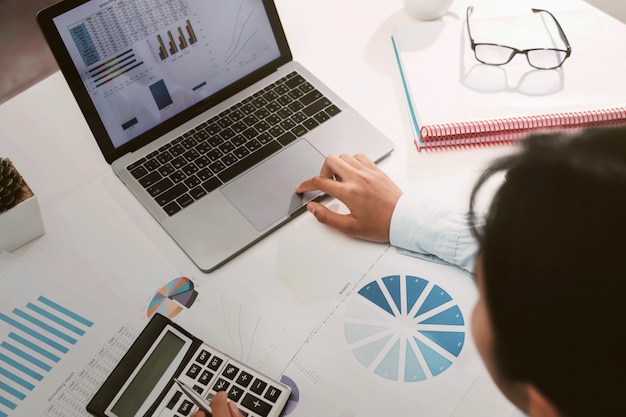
389;193;481;274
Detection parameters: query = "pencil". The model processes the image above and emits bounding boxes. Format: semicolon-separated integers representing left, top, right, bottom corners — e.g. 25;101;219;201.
174;378;213;414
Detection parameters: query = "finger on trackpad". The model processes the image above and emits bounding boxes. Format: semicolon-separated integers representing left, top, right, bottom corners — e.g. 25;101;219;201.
221;139;325;231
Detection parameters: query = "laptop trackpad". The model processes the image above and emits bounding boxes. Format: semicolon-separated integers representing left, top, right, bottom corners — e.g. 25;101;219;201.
221;139;326;231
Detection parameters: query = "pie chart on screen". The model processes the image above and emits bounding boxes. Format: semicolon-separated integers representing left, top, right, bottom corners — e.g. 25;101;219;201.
344;275;465;382
147;276;198;319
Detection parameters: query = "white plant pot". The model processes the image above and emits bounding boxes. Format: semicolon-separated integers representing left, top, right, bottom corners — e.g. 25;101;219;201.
0;195;45;252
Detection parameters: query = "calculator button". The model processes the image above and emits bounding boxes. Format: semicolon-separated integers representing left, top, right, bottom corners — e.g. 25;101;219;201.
264;386;282;403
208;356;224;371
186;363;202;379
222;364;239;380
192;385;204;394
228;385;244;402
235;370;253;387
241;393;272;417
213;378;230;392
167;391;182;409
196;349;210;365
178;399;194;416
250;378;267;395
198;369;213;385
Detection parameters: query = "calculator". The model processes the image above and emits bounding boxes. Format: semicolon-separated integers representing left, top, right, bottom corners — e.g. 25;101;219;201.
87;313;291;417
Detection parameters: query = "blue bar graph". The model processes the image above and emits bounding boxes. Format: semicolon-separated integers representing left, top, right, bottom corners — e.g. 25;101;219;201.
0;395;16;410
0;382;23;402
26;303;85;336
2;342;52;372
0;352;43;381
38;296;93;328
12;309;78;345
7;333;60;363
0;367;35;390
0;313;68;354
0;295;93;416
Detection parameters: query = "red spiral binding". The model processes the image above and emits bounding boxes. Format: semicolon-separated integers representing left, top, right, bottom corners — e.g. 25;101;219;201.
419;106;626;150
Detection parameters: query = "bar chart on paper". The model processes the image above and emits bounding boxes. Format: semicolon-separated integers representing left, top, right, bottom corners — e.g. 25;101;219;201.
344;275;465;382
0;294;93;417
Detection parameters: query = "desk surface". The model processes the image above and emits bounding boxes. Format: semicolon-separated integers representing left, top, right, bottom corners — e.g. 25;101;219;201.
0;0;619;416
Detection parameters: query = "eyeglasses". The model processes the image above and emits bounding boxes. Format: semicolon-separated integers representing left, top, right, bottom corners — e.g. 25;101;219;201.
466;6;571;70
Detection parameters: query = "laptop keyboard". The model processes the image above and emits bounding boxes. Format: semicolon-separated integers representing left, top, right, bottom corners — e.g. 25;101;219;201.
127;71;341;216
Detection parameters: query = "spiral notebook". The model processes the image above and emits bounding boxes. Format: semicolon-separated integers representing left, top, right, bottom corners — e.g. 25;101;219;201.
391;7;626;150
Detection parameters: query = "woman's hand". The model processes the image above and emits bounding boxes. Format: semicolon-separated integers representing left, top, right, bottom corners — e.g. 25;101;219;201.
191;391;243;417
296;153;402;242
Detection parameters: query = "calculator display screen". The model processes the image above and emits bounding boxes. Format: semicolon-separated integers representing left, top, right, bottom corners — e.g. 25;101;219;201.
111;330;186;417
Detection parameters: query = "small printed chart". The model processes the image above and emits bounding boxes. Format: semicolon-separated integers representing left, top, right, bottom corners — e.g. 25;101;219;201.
344;275;465;382
147;277;197;319
279;375;299;416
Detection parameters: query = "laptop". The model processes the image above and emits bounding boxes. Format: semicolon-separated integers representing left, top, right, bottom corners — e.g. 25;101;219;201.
37;0;393;272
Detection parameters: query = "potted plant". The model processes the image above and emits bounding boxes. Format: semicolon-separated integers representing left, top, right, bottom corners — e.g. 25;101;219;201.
0;158;45;252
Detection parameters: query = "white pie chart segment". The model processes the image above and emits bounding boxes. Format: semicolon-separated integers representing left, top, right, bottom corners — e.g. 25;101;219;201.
344;275;465;382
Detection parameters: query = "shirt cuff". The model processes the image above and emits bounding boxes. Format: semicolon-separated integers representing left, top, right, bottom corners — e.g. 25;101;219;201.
389;193;479;274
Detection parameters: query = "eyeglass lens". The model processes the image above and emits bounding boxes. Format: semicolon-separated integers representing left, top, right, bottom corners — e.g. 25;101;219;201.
474;44;516;65
526;49;568;69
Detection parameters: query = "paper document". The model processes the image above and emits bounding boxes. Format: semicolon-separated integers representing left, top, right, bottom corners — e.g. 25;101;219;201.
279;248;513;417
0;253;139;417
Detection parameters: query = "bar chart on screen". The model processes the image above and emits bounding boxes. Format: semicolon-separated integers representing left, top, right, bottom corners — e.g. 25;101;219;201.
155;20;199;60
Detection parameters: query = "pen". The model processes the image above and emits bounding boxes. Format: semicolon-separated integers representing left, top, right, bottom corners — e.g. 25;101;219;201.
174;378;213;414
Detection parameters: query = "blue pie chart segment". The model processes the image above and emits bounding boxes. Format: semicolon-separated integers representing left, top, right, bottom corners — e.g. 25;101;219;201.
345;275;465;382
357;280;394;316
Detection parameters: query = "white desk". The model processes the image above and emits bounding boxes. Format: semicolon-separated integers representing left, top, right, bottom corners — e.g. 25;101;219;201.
0;0;618;416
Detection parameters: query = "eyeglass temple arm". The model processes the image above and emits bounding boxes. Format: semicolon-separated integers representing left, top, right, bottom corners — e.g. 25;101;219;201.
466;6;476;48
532;8;571;56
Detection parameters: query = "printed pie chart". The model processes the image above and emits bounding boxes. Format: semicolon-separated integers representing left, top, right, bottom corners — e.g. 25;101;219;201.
147;277;198;319
279;375;299;416
344;275;465;382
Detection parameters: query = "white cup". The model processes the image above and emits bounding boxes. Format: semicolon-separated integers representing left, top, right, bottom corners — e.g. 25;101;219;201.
403;0;454;20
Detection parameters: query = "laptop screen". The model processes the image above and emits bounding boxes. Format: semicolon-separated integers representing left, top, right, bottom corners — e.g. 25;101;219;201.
50;0;282;151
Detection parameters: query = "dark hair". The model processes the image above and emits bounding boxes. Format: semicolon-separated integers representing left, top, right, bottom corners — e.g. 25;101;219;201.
469;127;626;417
